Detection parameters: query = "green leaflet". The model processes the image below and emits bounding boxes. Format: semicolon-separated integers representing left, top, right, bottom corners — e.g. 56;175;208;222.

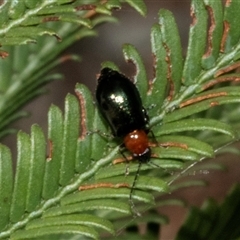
0;145;12;231
157;135;214;157
11;225;99;240
165;86;240;122
123;44;148;103
26;214;114;235
44;199;132;217
5;26;60;40
74;84;95;173
8;0;26;19
223;0;240;52
21;15;92;28
201;0;223;69
182;0;208;85
95;159;184;180
158;9;183;95
61;188;154;207
24;0;40;9
103;175;169;193
124;0;147;16
26;125;46;212
42;105;63;200
59;94;80;186
10;131;32;223
148;23;168;109
158;118;236;139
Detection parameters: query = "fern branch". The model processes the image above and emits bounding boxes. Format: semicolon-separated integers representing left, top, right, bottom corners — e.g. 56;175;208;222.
1;0;240;239
0;144;118;239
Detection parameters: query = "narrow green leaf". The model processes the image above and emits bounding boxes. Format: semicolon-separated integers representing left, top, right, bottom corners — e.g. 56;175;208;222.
158;118;236;138
8;0;26;19
74;84;95;173
37;5;75;15
0;112;29;139
24;0;40;9
11;225;98;240
61;187;150;205
101;61;119;71
182;0;208;85
223;0;240;52
44;199;131;217
202;0;223;69
0;46;14;92
95;4;112;15
197;85;240;97
91;15;118;27
96;159;184;180
0;37;36;45
0;128;18;140
10;131;31;222
12;45;31;74
100;175;169;193
59;94;79;186
105;0;121;10
170;180;206;192
56;0;74;4
91;108;111;161
5;27;59;41
57;14;92;28
21;15;92;28
0;145;12;231
155;198;186;208
125;0;147;16
26;125;46;212
76;138;93;172
26;214;115;235
158;9;183;94
165;86;240;122
148;23;168;109
154;147;200;161
164;98;222;123
158;135;214;157
0;1;11;26
119;174;169;193
42;105;63;199
193;162;225;173
122;44;148;102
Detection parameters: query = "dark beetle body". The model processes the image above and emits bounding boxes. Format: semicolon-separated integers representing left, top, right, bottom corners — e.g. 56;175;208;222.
96;68;149;137
96;67;151;163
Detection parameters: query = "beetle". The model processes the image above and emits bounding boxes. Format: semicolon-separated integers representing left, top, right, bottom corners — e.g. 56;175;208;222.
96;67;152;215
96;67;151;162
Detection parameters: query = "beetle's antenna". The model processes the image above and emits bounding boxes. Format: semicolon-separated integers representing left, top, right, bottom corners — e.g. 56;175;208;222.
129;161;142;217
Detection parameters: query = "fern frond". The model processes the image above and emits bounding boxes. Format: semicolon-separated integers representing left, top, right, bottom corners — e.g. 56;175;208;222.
0;0;146;47
1;0;240;239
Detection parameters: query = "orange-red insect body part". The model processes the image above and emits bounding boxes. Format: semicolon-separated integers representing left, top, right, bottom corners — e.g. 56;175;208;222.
124;129;151;163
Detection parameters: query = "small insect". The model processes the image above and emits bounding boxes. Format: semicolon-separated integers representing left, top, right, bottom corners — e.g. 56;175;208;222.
96;67;152;215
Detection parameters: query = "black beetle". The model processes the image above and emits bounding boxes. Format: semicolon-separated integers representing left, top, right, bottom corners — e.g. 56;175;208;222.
96;67;151;163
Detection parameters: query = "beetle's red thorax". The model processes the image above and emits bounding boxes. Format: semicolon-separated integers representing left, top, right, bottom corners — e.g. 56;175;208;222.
124;129;149;156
